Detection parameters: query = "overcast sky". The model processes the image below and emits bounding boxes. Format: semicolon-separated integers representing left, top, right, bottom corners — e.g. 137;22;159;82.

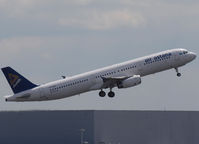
0;0;198;111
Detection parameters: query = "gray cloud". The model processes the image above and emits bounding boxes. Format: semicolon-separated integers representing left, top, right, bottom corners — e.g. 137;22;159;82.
0;0;199;35
58;10;146;30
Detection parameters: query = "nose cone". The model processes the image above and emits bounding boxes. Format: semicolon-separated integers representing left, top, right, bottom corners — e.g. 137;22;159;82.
190;52;197;60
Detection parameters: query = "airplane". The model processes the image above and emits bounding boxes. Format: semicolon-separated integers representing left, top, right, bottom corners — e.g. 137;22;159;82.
1;48;196;102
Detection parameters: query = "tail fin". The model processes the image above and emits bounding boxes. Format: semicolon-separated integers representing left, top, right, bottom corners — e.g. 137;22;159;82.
1;67;38;94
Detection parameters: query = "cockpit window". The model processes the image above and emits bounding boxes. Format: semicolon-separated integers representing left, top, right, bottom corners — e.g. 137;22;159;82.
183;51;188;54
179;51;188;55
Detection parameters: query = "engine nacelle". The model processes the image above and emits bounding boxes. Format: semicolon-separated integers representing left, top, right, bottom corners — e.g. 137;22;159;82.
118;75;141;89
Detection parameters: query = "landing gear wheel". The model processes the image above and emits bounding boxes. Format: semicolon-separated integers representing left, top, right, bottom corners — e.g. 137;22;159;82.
177;73;181;77
108;91;115;98
99;90;106;97
175;68;181;77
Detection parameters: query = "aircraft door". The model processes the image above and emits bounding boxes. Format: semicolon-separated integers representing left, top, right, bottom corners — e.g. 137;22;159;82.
174;53;180;61
39;87;50;100
90;74;97;85
137;62;144;76
172;52;181;67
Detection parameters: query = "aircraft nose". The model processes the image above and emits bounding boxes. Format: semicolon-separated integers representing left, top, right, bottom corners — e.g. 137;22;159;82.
190;52;197;60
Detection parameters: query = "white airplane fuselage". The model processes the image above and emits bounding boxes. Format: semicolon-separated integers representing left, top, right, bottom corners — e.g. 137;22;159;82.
4;48;196;102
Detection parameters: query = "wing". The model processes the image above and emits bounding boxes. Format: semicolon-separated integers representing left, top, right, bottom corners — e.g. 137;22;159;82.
101;76;130;89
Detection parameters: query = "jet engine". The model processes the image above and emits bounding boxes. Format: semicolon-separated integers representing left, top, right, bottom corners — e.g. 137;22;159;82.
117;75;141;89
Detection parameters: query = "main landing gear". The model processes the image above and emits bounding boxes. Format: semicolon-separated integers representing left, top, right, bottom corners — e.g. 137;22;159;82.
108;91;115;98
99;89;115;98
99;90;106;97
175;68;181;77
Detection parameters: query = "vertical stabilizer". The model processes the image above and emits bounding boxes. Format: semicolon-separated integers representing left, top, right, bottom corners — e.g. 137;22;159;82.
1;67;38;94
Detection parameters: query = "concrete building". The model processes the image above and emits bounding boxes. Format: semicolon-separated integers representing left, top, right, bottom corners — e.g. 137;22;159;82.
0;110;199;144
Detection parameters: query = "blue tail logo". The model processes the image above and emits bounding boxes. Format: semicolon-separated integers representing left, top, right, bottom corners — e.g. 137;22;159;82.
1;67;38;94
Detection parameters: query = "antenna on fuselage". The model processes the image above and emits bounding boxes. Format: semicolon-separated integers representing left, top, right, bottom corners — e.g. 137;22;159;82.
62;76;66;79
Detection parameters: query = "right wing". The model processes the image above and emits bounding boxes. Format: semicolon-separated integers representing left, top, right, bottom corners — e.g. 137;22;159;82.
100;75;141;89
100;76;130;89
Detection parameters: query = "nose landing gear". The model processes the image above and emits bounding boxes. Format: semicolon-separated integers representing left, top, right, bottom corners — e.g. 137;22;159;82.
175;68;181;77
177;73;181;77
